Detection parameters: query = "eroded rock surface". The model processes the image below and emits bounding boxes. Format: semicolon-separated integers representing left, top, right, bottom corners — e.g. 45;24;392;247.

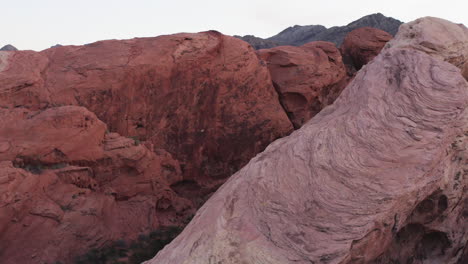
0;106;193;263
258;42;347;128
385;16;468;80
0;31;293;198
148;17;468;264
0;32;293;263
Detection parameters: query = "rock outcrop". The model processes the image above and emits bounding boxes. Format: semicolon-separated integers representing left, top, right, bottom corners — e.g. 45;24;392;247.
0;31;293;200
341;27;393;70
257;29;392;129
236;13;402;49
385;16;468;80
258;41;347;128
0;32;293;263
148;17;468;264
0;44;17;51
0;106;193;263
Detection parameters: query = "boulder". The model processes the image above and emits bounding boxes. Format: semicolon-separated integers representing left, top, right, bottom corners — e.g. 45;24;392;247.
148;17;468;264
341;27;393;70
258;41;347;128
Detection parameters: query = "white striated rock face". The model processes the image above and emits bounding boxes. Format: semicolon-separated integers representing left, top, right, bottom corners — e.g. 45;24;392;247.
0;52;11;72
385;16;468;79
148;17;468;264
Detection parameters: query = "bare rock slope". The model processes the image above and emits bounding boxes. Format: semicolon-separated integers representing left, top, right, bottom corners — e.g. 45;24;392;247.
148;17;468;264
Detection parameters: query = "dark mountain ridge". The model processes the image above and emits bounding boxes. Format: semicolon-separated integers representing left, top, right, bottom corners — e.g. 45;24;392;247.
0;44;17;51
235;13;403;49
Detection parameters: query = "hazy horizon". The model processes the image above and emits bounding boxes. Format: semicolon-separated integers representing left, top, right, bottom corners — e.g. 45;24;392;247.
1;0;467;51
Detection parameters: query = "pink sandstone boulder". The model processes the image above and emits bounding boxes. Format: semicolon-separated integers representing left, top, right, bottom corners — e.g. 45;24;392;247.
148;18;468;264
341;27;393;70
258;41;347;128
385;16;468;80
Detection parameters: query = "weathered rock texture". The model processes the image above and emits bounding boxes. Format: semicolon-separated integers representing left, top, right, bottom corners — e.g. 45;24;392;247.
0;106;193;263
236;13;402;49
385;16;468;80
0;31;293;198
341;27;393;70
258;41;347;128
0;32;293;263
148;17;468;264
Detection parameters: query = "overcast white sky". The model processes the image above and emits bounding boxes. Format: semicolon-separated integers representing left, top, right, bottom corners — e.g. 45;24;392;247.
1;0;467;51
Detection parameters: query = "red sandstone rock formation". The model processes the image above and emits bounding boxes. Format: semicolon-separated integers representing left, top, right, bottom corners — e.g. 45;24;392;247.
341;27;393;70
0;32;293;263
0;106;193;263
148;17;468;264
0;31;293;198
258;42;348;128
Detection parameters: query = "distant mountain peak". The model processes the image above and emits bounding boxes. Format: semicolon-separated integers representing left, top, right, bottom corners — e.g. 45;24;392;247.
235;13;403;49
346;13;402;32
0;44;18;51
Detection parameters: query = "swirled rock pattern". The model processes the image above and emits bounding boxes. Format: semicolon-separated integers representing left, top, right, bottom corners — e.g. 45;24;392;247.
148;18;468;264
258;42;347;128
385;16;468;80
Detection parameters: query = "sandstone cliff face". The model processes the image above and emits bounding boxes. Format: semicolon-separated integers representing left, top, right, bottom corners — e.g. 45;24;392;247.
258;42;348;128
148;17;468;264
0;31;293;199
0;32;293;263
